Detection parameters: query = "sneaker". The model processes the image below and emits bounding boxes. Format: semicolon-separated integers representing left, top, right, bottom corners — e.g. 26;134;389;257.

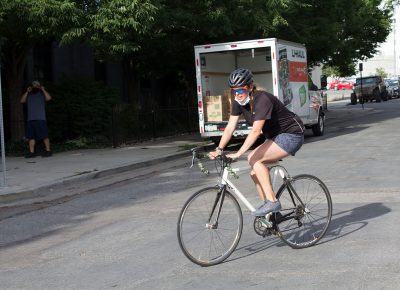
255;200;267;211
42;150;52;157
253;200;282;216
25;152;36;158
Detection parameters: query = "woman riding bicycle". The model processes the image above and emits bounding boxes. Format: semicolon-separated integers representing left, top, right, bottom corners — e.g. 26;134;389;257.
210;68;305;216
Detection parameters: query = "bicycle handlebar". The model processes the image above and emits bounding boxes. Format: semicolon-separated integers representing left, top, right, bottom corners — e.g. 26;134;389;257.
190;147;237;178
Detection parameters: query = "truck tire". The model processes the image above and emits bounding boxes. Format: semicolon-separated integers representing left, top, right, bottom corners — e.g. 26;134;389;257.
312;112;324;136
381;91;388;101
350;93;357;105
374;89;381;102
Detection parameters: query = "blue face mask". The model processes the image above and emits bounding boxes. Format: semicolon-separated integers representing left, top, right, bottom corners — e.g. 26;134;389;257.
235;96;250;106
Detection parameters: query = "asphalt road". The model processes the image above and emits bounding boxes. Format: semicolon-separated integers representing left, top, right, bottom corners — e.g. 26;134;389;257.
1;99;400;289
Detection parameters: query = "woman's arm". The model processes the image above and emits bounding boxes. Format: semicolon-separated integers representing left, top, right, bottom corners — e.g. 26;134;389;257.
217;115;240;149
209;115;240;158
229;119;265;158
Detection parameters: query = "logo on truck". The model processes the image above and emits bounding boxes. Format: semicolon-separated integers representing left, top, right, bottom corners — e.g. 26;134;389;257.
291;49;305;59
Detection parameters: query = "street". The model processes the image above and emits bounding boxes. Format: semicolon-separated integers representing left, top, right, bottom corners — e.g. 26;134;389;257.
1;99;400;289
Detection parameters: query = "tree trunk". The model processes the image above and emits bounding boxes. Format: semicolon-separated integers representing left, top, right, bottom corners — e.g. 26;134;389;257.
4;46;28;142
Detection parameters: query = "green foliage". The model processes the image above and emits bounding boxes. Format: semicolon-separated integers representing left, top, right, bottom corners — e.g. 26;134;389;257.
269;0;393;75
322;65;341;78
61;0;158;58
45;77;119;143
375;67;388;78
0;0;80;48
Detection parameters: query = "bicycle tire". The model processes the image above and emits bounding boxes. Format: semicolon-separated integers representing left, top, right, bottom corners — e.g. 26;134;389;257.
275;174;332;249
177;186;243;266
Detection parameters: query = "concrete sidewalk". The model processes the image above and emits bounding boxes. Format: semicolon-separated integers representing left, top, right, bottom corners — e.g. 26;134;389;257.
0;134;209;206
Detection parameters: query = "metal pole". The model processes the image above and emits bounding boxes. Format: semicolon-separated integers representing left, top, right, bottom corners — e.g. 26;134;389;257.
360;70;364;110
394;15;397;76
0;64;7;187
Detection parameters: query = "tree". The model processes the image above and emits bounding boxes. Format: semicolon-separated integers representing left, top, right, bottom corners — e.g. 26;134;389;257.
0;0;81;141
376;67;388;78
272;0;395;75
0;0;157;141
134;0;395;85
322;65;342;78
61;0;157;58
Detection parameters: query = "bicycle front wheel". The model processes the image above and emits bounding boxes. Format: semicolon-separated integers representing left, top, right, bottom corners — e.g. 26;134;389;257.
177;186;243;266
275;174;332;249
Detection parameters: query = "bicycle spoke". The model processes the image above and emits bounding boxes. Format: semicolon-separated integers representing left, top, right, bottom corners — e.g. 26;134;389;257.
276;175;332;248
178;187;243;266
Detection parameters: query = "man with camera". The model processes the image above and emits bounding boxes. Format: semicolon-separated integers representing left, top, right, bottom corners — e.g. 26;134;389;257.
20;80;52;158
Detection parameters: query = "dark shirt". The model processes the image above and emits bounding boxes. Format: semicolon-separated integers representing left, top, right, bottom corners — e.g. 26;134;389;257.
27;92;46;121
231;91;305;138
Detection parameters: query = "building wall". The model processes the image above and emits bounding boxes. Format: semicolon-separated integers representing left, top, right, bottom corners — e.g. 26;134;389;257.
25;42;125;99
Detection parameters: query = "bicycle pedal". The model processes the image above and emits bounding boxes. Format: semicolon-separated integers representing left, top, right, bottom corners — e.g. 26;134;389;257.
260;218;273;228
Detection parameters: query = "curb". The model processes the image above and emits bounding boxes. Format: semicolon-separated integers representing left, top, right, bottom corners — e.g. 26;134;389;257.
0;143;215;206
0;150;189;205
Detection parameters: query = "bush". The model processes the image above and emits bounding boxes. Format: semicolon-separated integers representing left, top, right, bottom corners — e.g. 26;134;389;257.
46;77;119;144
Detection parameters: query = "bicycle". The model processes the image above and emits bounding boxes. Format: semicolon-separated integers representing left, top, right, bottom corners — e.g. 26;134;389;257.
177;147;332;266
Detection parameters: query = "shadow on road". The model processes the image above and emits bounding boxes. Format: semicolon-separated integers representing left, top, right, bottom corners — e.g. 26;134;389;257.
223;202;390;265
319;202;390;245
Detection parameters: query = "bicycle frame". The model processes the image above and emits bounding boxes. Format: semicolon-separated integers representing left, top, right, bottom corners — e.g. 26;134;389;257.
218;162;291;214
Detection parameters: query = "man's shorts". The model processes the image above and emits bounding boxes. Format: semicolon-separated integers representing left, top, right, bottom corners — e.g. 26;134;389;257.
25;120;49;140
271;133;304;156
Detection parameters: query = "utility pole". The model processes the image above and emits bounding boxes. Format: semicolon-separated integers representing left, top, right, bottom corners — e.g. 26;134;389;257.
394;17;397;76
359;63;364;110
0;64;7;187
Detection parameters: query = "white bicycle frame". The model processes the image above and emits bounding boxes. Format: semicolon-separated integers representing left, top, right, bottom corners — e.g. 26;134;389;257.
219;162;288;214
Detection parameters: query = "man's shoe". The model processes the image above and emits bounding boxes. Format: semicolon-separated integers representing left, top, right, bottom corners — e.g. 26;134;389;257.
25;152;36;158
253;200;282;216
42;150;52;157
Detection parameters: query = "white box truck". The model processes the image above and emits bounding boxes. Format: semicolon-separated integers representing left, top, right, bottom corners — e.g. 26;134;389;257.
194;38;325;143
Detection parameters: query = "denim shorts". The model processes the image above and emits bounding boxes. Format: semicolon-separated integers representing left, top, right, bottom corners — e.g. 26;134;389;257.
26;120;49;140
271;133;304;156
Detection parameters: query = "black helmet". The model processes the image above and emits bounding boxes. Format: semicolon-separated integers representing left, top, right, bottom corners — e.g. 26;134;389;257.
228;68;253;87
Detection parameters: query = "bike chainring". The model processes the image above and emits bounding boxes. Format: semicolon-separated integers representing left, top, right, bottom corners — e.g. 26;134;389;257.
253;217;274;237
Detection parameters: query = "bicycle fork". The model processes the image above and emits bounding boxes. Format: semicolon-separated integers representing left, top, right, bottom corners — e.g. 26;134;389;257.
205;186;227;229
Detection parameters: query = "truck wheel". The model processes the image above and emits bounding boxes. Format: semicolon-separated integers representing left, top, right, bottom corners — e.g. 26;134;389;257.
312;112;324;136
382;91;388;101
350;93;357;105
374;89;381;102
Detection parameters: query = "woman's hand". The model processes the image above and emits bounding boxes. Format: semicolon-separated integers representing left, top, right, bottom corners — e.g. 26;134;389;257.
209;150;220;160
226;152;241;160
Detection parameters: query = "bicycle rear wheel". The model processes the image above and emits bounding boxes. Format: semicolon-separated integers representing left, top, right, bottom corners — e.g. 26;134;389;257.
275;174;332;249
177;186;243;266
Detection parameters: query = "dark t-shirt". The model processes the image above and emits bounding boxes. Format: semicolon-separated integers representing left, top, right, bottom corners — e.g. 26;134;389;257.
231;91;305;138
27;92;46;121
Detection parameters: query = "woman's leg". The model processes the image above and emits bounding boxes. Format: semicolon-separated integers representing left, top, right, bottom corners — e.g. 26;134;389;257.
248;140;289;202
250;169;266;201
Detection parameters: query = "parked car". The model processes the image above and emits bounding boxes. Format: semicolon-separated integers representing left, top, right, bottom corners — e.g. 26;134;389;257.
328;79;354;90
328;80;338;90
385;78;400;99
351;76;388;104
336;81;354;90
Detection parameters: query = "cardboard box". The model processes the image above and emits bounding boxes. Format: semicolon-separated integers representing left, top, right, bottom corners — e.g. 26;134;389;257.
204;95;230;122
